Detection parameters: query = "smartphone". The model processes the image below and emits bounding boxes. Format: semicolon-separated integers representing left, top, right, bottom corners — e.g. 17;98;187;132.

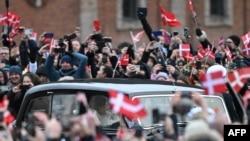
24;28;33;35
135;65;140;72
184;27;189;38
0;86;11;92
153;41;161;48
196;61;202;70
173;31;179;36
93;19;101;31
20;85;30;91
137;7;147;17
44;32;54;38
103;37;112;43
152;30;163;37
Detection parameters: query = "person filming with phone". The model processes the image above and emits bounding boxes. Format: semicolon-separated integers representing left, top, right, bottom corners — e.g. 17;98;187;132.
7;72;40;118
45;39;88;81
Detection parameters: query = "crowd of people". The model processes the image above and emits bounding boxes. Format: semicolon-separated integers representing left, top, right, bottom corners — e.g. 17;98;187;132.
0;7;249;141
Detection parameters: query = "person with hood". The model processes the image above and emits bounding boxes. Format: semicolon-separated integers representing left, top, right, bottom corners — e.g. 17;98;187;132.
45;42;88;81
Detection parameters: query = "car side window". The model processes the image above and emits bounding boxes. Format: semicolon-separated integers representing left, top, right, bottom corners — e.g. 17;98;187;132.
52;95;80;116
24;96;51;121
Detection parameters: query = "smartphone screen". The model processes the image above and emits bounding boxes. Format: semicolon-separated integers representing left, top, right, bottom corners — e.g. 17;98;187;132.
24;28;33;35
153;41;161;48
135;65;140;72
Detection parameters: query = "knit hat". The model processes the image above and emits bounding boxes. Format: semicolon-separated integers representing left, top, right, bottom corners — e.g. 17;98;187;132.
9;65;22;76
61;55;73;67
228;35;241;47
155;72;169;80
36;66;48;76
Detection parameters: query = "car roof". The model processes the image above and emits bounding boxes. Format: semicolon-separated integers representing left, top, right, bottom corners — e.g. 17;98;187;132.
25;78;204;96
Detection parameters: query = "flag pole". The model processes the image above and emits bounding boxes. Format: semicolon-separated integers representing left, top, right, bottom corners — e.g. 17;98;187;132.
130;31;138;52
5;0;11;65
225;81;248;124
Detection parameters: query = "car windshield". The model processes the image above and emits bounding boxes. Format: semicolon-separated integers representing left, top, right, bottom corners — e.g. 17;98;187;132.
134;94;229;128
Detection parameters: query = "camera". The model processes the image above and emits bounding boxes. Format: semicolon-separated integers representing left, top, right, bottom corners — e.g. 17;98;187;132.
54;39;66;53
173;31;179;36
184;27;189;39
20;85;30;91
64;33;77;41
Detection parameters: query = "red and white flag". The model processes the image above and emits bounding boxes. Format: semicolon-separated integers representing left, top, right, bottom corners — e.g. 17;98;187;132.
0;97;15;126
130;30;144;43
184;53;194;62
218;36;224;46
0;12;21;28
9;27;23;38
242;44;250;56
197;48;205;60
224;46;232;60
179;44;190;56
241;31;250;46
187;0;194;10
200;70;226;95
29;32;37;41
227;67;250;93
119;54;129;66
108;90;147;120
160;6;181;27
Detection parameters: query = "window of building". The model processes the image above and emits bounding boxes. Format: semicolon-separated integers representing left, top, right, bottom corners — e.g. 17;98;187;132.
205;0;233;26
210;0;224;16
123;0;138;21
116;0;146;30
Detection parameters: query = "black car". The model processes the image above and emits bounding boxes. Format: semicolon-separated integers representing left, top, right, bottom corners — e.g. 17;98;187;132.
13;79;246;139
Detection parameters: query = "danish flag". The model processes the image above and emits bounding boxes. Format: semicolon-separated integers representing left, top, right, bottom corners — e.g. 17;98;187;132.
200;70;226;95
0;97;15;126
224;46;232;60
242;44;250;56
160;6;181;27
0;12;21;28
227;67;250;93
187;0;194;10
108;90;147;120
119;54;129;66
130;31;144;43
218;36;224;46
179;44;190;56
184;53;194;62
241;31;250;46
197;48;205;60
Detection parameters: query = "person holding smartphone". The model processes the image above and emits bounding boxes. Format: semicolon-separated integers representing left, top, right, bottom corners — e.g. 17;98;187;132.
7;72;40;118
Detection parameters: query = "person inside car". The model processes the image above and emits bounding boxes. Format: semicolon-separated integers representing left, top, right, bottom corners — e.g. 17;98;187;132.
90;95;119;126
